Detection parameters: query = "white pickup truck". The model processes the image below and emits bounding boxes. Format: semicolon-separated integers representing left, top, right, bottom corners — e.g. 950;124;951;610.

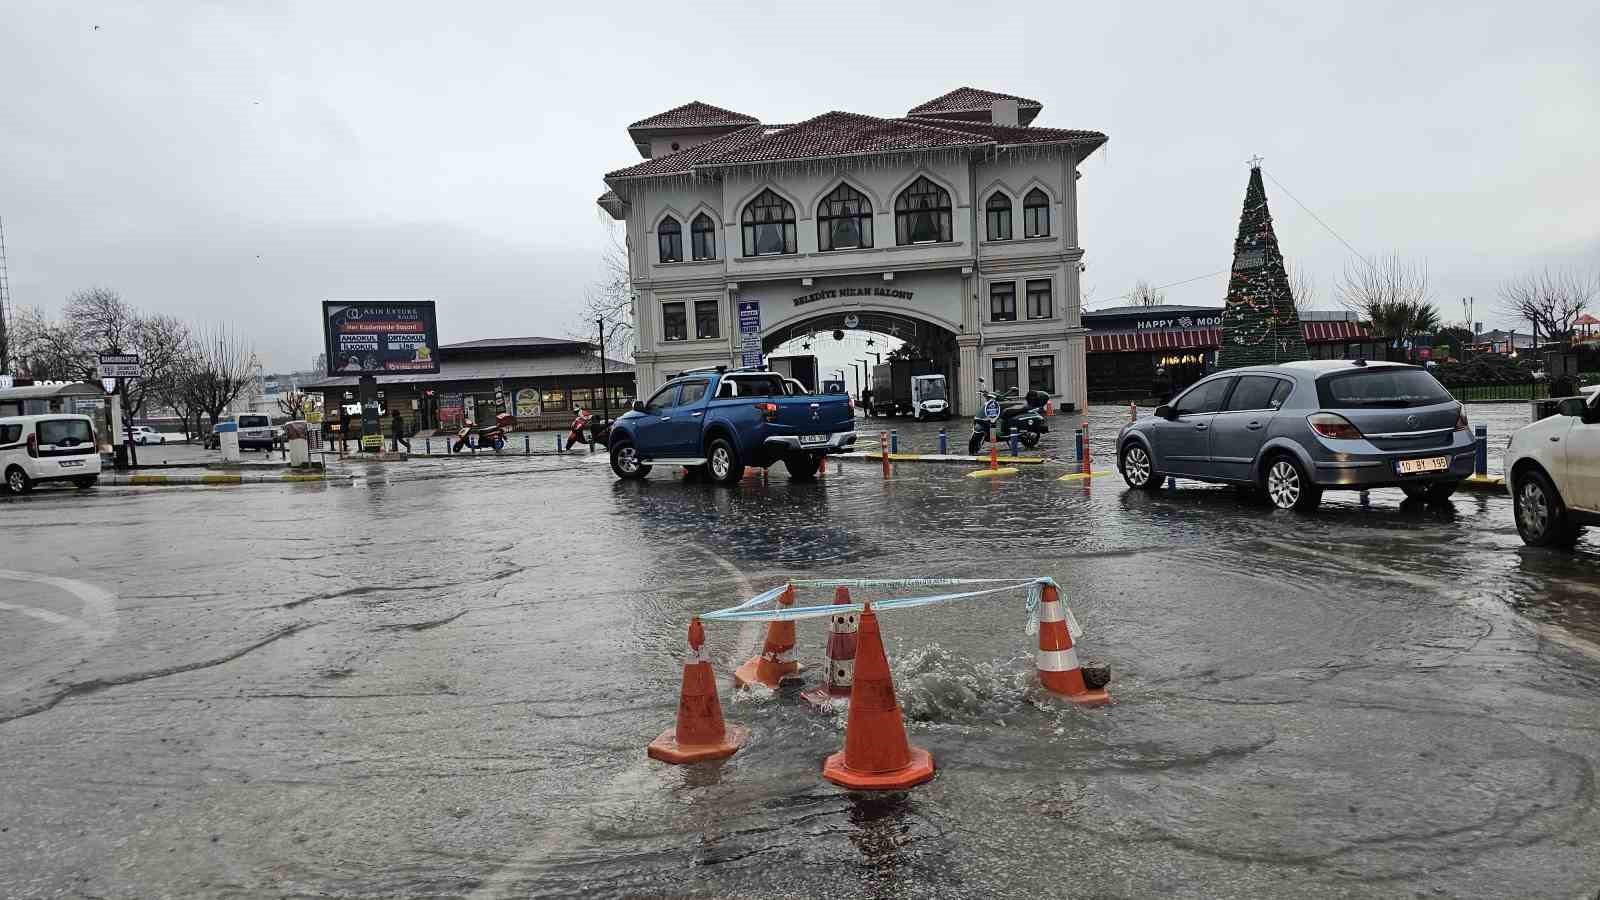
1505;387;1600;547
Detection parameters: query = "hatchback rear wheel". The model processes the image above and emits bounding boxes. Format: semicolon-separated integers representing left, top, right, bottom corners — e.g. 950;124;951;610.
1264;455;1321;511
1119;443;1161;491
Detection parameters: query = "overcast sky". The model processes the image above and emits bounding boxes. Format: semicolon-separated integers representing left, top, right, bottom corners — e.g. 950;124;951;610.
4;1;1596;372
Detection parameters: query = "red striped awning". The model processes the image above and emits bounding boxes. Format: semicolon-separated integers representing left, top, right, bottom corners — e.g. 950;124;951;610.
1086;328;1220;353
1302;320;1372;342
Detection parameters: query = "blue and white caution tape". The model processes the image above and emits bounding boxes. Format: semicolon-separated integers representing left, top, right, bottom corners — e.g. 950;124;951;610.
700;576;1081;638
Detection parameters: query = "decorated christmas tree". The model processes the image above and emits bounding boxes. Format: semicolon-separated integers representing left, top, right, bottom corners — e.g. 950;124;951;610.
1215;161;1308;369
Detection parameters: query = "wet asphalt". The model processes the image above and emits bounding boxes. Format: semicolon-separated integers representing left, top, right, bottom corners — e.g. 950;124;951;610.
1;403;1597;899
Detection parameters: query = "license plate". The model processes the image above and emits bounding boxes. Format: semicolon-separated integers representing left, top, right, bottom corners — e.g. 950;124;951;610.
800;434;828;445
1396;456;1449;475
59;459;84;468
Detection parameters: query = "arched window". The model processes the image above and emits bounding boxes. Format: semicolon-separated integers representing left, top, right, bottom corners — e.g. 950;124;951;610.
657;217;682;263
1023;189;1050;238
895;177;952;245
741;190;797;256
691;213;716;261
985;192;1012;241
816;184;873;251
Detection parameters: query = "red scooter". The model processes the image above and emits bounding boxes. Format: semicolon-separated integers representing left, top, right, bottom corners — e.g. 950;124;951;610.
454;412;515;453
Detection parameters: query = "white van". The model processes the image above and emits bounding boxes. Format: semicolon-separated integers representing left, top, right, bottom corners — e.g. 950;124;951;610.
0;414;102;493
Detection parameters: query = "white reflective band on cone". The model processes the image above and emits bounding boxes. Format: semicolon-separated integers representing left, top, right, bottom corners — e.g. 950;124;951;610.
685;647;709;664
1038;601;1065;623
766;649;795;663
1036;648;1080;672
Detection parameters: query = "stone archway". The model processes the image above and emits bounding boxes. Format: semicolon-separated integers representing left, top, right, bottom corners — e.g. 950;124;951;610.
762;308;964;414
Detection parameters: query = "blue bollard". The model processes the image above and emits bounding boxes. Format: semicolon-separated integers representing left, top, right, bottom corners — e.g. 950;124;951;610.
425;436;431;455
1074;428;1084;465
525;434;531;455
1009;433;1019;457
890;430;899;454
556;433;563;452
1474;424;1488;476
938;428;947;455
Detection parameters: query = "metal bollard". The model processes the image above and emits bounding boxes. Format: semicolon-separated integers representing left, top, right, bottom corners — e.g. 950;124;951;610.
1074;428;1084;465
426;437;431;455
1474;424;1488;476
556;434;563;452
890;429;898;454
1008;433;1019;457
938;428;947;455
1130;401;1137;422
1081;420;1091;475
525;434;531;455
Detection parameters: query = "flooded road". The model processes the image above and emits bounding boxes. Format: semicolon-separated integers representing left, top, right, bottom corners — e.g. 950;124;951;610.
2;405;1598;898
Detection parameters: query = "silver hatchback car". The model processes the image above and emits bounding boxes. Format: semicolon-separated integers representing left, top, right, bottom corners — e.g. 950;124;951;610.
1116;360;1476;510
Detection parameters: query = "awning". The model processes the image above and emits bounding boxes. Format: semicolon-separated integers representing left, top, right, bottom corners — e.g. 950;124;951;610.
1086;328;1220;353
1086;320;1374;354
1302;320;1372;342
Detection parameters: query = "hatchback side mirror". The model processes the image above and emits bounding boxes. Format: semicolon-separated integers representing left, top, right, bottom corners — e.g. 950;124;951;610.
631;399;646;413
1154;405;1175;420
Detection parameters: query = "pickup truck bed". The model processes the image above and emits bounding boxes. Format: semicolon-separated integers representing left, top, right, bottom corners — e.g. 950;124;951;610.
608;370;855;482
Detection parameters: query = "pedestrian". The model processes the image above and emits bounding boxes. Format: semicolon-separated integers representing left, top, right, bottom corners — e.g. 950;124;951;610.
1152;367;1173;404
338;406;352;454
390;409;411;453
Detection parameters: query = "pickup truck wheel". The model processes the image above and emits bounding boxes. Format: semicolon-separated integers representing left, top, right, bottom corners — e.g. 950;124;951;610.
786;454;821;481
1019;430;1040;450
706;437;744;484
609;441;650;480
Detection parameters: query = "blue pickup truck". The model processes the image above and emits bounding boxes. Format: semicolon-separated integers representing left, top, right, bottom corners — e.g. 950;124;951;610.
608;367;856;483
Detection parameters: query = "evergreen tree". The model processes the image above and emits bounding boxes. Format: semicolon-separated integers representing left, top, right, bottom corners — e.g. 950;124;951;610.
1216;164;1309;369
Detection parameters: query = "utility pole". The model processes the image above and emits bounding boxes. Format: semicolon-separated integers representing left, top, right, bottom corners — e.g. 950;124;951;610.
0;216;11;375
596;317;609;426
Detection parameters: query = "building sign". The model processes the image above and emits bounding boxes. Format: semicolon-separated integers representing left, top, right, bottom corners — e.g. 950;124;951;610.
1232;248;1266;271
322;300;440;376
793;286;915;307
1136;315;1221;330
737;298;762;368
97;353;143;378
515;388;540;418
438;392;465;426
994;341;1049;352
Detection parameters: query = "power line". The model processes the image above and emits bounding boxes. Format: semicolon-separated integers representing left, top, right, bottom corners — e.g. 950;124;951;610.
1088;268;1230;308
1259;168;1373;271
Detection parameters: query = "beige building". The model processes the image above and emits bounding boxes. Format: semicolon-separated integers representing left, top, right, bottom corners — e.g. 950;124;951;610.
598;87;1107;415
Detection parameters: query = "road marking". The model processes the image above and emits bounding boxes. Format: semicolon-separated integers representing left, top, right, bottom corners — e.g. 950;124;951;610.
0;569;117;648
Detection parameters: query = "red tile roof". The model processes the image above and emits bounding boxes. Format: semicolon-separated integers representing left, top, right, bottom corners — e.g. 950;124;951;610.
627;101;759;132
695;111;990;167
606;125;768;179
900;117;1106;149
908;87;1043;117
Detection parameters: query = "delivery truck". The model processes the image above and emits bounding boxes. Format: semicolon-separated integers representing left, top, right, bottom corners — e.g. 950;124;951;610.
869;359;948;419
766;354;819;393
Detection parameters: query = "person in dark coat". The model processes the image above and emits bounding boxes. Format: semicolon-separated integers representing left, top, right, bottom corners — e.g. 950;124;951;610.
390;409;411;453
338;407;352;453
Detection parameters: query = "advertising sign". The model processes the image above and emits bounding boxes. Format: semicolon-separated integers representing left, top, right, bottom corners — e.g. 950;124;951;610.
515;388;540;418
97;353;143;378
322;300;440;376
438;392;465;427
737;298;762;368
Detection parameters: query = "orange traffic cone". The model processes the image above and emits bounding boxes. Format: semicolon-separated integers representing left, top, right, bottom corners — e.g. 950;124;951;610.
1036;583;1108;706
734;585;804;689
648;617;749;764
822;601;935;790
801;586;859;710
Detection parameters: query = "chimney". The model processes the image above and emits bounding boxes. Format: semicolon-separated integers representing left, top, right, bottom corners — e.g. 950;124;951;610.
990;98;1019;127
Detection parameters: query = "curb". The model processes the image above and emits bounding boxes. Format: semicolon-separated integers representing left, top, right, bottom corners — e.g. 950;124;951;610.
1460;474;1506;494
849;452;1049;466
104;472;356;487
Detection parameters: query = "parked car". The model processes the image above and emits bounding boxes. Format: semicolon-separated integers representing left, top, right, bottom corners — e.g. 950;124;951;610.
127;425;166;445
607;366;856;483
1504;391;1600;547
1116;360;1475;510
0;414;102;493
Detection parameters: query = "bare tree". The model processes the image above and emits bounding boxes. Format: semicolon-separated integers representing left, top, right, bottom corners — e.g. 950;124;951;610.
65;287;138;355
570;226;635;367
1498;268;1597;346
1286;262;1318;311
1129;280;1166;307
124;313;191;418
182;324;258;431
276;390;309;420
8;305;89;380
1336;255;1439;351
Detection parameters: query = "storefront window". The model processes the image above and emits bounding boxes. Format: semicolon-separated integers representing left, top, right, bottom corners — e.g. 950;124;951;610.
695;300;720;339
1028;355;1056;393
1026;279;1053;319
662;302;687;341
990;282;1016;322
542;388;567;411
992;357;1019;394
570;388;595;409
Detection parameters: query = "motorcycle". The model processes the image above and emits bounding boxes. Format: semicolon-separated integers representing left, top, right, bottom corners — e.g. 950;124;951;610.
968;383;1050;454
454;412;516;453
563;407;614;450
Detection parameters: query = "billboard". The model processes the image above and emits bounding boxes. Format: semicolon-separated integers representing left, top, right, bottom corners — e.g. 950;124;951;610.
322;300;440;376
